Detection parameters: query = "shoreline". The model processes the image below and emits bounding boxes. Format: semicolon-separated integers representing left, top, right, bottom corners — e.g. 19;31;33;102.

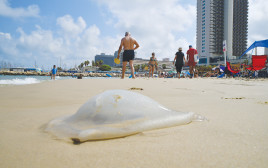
0;71;122;77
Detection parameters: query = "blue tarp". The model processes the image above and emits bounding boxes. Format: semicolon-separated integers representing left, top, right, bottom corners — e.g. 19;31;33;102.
240;39;268;58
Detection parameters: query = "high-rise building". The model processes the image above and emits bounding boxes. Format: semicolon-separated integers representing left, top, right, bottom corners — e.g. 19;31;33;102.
95;53;114;67
196;0;248;65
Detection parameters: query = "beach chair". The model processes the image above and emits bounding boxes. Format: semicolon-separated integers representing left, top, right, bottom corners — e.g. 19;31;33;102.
246;55;267;71
226;62;240;74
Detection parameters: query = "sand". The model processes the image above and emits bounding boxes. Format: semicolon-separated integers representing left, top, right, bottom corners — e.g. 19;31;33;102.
0;78;267;168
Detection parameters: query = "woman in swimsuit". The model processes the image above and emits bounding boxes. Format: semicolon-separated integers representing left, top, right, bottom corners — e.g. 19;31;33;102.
148;52;158;78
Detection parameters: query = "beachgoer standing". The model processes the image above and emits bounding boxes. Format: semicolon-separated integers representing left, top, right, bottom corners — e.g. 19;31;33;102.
173;47;186;79
186;45;198;78
117;32;140;79
51;65;57;80
148;52;158;78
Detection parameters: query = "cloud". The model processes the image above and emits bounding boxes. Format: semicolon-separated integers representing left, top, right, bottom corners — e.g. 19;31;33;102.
0;32;11;39
0;15;120;69
248;0;268;42
57;15;87;38
0;0;39;18
96;0;196;59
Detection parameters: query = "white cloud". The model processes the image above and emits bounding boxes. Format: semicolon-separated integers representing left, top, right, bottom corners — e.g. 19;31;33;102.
0;0;39;18
0;15;119;69
96;0;196;59
248;0;268;43
57;15;87;37
0;32;11;39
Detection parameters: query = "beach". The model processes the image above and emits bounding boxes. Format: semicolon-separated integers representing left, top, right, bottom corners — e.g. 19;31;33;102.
0;78;268;168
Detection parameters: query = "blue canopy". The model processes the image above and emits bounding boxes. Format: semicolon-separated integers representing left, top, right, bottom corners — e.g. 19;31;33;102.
240;39;268;58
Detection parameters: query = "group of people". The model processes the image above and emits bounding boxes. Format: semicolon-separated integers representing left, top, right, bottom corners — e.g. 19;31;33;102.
51;32;198;80
117;32;198;79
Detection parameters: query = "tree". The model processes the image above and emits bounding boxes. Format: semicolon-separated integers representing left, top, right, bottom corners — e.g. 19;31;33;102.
99;60;103;67
57;67;63;71
141;64;146;71
92;60;95;66
134;64;140;72
99;64;111;71
162;64;167;69
84;60;90;66
78;63;84;70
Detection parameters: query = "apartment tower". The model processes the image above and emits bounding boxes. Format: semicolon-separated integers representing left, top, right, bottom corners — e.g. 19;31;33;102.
196;0;248;65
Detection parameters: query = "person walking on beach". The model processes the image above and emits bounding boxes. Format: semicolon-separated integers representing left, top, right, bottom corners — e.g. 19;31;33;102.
117;32;140;79
51;65;57;80
186;45;198;78
148;52;158;78
173;47;186;79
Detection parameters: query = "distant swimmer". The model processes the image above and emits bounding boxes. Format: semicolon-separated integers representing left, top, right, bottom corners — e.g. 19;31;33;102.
117;32;140;79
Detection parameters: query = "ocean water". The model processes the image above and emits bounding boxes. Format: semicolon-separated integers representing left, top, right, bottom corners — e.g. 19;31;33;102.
0;75;74;85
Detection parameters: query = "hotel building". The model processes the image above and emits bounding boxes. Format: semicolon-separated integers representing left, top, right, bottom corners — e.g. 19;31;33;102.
196;0;248;65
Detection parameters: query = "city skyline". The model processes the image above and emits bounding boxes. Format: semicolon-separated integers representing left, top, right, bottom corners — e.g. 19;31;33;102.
0;0;267;69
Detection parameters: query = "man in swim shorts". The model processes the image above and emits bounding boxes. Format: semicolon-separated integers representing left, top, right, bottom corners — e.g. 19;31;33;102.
117;32;139;79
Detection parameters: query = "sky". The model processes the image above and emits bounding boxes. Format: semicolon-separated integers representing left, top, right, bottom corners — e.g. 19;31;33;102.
0;0;267;70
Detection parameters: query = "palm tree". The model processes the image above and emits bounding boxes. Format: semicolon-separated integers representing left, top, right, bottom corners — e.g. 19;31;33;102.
79;63;84;70
84;60;90;66
99;60;103;67
95;61;99;67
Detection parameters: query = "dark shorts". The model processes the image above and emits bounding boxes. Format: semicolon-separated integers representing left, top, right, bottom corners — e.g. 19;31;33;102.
176;64;183;73
123;50;135;62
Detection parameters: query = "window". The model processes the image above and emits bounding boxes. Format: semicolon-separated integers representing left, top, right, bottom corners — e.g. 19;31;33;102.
202;50;205;53
202;23;205;26
202;37;205;39
202;47;205;49
202;27;205;29
202;10;205;13
202;13;205;16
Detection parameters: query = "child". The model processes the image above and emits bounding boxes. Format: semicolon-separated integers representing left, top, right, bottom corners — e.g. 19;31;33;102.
51;65;57;80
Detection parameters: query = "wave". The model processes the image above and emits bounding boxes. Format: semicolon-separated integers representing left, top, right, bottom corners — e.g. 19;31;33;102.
0;77;41;85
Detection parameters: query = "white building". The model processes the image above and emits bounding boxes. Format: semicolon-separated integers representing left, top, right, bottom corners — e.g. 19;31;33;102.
196;0;248;65
162;58;170;61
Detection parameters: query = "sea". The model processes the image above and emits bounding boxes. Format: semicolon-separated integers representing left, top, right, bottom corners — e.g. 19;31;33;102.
0;75;115;86
0;75;75;86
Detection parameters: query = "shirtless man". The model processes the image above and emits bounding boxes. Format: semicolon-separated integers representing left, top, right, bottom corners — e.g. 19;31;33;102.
117;32;139;79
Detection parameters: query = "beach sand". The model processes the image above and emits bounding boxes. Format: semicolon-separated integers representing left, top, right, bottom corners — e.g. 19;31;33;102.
0;78;267;168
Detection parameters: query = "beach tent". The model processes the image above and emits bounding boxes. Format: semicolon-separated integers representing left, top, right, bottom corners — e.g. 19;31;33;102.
240;39;268;58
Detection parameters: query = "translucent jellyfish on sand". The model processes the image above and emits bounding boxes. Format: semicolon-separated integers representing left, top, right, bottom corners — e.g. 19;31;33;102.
45;90;204;143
